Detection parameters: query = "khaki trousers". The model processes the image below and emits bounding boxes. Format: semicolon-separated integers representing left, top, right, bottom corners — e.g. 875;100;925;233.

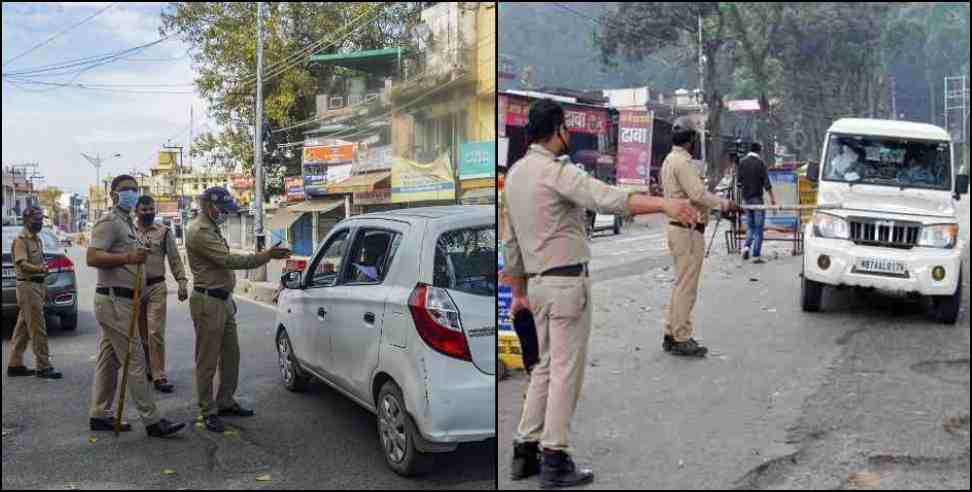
515;275;592;452
8;282;51;371
89;293;160;426
666;226;706;342
138;283;168;381
189;291;240;417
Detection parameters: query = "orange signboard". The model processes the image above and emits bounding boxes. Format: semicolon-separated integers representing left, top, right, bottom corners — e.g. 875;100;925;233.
303;144;356;164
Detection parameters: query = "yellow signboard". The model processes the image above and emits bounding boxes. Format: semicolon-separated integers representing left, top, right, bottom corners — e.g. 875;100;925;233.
157;151;178;170
391;153;456;203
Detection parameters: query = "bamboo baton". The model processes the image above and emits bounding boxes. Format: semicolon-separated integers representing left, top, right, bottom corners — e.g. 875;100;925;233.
115;260;145;436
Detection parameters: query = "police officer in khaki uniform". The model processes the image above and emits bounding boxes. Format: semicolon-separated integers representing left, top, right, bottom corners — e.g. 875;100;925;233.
186;187;291;433
6;206;62;380
504;100;698;488
134;195;189;393
86;175;186;437
661;116;738;358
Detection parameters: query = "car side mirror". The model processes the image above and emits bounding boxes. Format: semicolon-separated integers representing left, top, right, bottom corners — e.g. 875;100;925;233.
282;271;302;290
806;161;820;183
956;174;969;196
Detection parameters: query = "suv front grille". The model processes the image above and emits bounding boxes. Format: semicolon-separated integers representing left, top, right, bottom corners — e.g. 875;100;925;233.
848;217;921;249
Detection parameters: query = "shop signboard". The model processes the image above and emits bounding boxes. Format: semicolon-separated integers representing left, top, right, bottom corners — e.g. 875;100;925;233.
617;110;653;186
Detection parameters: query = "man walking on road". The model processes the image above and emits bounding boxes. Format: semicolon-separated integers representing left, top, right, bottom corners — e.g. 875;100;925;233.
186;187;291;433
135;195;189;393
86;175;186;437
503;99;699;488
6;206;63;380
661;116;738;358
738;142;776;264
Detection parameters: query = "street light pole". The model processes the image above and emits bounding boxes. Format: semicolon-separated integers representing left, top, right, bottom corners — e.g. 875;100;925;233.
81;153;121;219
252;1;267;282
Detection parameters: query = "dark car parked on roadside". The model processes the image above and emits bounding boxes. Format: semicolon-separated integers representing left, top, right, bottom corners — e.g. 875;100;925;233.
2;226;79;331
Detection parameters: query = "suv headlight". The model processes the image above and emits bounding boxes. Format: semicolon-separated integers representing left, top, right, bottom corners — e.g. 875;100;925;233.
813;212;849;240
918;224;958;249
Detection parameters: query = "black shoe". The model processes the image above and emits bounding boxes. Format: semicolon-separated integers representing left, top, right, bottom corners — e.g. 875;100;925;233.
218;405;255;418
742;248;751;261
203;415;225;433
511;442;541;481
669;339;708;358
7;366;36;377
663;335;674;352
90;417;132;432
146;419;186;438
541;450;594;489
35;368;63;380
753;258;766;265
154;379;174;393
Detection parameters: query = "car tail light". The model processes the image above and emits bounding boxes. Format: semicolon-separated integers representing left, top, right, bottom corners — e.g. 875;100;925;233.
54;293;74;305
47;256;74;273
408;284;471;362
284;259;307;273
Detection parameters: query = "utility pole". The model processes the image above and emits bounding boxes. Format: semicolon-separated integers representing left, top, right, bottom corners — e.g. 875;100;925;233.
698;14;707;174
253;1;267;281
890;75;897;120
80;153;121;220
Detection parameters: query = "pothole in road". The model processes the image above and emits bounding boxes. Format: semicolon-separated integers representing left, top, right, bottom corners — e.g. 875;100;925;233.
910;359;971;386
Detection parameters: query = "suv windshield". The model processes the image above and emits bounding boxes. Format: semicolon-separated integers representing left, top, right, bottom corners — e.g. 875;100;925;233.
1;227;58;255
822;134;952;191
433;226;496;297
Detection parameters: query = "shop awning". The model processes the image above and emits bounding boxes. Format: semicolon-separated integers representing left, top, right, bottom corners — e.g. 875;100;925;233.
266;208;303;231
289;199;344;214
326;171;391;194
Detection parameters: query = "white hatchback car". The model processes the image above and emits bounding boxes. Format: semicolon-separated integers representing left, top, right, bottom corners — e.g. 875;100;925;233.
275;206;496;476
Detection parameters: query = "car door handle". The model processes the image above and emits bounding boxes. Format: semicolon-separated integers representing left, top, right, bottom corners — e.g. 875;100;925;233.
317;307;327;321
364;312;375;324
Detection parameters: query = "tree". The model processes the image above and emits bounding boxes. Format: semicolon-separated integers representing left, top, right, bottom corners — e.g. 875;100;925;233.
596;2;732;190
161;2;425;198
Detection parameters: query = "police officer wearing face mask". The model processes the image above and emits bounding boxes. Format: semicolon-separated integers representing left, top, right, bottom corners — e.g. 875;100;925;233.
6;206;63;380
186;187;291;433
503;100;698;488
134;195;188;393
86;175;186;437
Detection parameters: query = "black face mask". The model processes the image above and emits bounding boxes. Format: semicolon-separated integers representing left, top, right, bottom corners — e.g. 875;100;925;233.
28;222;42;234
140;213;156;226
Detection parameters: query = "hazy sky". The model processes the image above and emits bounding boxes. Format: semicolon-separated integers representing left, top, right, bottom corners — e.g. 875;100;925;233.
2;2;214;196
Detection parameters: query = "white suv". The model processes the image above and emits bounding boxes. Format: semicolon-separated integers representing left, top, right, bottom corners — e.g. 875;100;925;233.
275;206;496;476
802;118;969;323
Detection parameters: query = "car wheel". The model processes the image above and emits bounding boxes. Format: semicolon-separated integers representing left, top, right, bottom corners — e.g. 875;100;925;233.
801;264;824;313
60;313;77;331
276;330;309;392
932;270;962;325
613;216;622;235
378;381;430;477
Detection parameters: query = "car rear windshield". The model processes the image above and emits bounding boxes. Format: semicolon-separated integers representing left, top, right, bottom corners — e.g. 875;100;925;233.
433;226;496;297
1;228;59;255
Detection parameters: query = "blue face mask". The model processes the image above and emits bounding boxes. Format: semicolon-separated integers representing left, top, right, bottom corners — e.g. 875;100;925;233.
117;190;139;210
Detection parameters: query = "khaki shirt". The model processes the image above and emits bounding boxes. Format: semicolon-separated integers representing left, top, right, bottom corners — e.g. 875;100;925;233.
11;229;45;280
90;207;143;289
136;223;187;284
661;146;723;225
503;144;632;277
186;213;266;292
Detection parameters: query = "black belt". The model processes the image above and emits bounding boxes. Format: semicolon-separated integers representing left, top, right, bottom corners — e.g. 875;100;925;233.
531;264;588;278
147;276;165;286
96;287;135;299
669;222;707;235
16;277;45;284
194;287;230;300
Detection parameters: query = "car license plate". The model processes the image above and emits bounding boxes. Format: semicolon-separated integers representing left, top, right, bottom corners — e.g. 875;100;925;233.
857;258;906;276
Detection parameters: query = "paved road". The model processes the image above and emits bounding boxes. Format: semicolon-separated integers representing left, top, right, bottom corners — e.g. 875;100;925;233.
2;247;495;490
499;200;970;490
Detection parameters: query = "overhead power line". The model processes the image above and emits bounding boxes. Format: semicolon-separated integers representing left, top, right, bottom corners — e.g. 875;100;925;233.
2;3;120;68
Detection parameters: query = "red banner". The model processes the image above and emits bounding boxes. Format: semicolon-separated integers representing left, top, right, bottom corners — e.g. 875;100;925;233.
616;110;653;186
504;96;529;128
